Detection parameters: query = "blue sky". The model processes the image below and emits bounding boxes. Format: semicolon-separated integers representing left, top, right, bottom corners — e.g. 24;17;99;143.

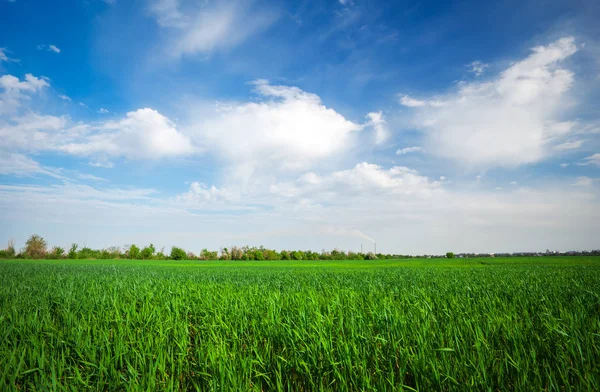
1;0;599;254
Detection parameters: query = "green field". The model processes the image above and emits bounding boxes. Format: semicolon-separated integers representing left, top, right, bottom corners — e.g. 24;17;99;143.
1;257;599;391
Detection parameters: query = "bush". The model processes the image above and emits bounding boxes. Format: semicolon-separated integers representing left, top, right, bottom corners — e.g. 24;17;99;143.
170;247;186;260
25;234;47;259
446;252;455;259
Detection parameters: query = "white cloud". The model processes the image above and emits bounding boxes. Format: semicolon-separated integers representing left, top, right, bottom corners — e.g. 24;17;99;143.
89;159;114;168
402;37;580;167
0;153;65;179
77;173;108;182
37;44;61;53
573;176;595;187
581;153;600;166
396;146;423;155
0;73;49;92
186;80;362;176
0;74;50;114
58;94;71;101
0;48;19;63
560;163;569;167
148;0;278;58
61;108;195;160
1;159;599;253
554;140;583;150
366;111;390;145
98;108;109;113
0;107;194;163
79;102;88;108
270;163;442;200
399;94;426;107
468;60;489;76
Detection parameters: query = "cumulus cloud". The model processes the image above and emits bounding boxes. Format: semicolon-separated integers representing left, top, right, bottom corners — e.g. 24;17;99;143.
98;108;109;113
0;107;194;163
270;162;442;201
401;37;580;167
396;146;423;155
148;0;278;58
186;80;362;176
0;73;49;114
61;108;194;160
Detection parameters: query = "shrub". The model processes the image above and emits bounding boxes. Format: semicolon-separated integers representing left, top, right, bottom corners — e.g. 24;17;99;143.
25;234;47;259
170;247;186;260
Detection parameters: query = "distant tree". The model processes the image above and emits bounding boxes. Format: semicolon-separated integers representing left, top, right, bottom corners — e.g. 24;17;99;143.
6;239;15;257
446;252;455;259
219;247;231;260
230;246;244;260
25;234;47;258
170;246;186;260
51;246;65;259
68;244;78;259
141;243;156;259
253;249;265;261
291;250;305;260
129;244;140;259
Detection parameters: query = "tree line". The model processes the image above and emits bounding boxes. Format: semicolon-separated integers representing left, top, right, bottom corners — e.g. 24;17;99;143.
1;235;598;261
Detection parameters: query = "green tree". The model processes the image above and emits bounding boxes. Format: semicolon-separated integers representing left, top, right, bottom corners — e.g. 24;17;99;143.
25;234;47;258
68;244;78;259
51;246;65;259
141;243;156;259
129;244;140;259
446;252;455;259
170;246;186;260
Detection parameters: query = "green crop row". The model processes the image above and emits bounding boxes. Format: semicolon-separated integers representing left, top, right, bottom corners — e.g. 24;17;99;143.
1;259;599;390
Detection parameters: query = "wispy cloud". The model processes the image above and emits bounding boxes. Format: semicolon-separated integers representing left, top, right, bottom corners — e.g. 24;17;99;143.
37;44;61;53
396;146;423;155
148;0;278;58
468;60;489;76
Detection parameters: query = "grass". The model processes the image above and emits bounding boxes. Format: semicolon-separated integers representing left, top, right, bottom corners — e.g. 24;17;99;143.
1;257;599;390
